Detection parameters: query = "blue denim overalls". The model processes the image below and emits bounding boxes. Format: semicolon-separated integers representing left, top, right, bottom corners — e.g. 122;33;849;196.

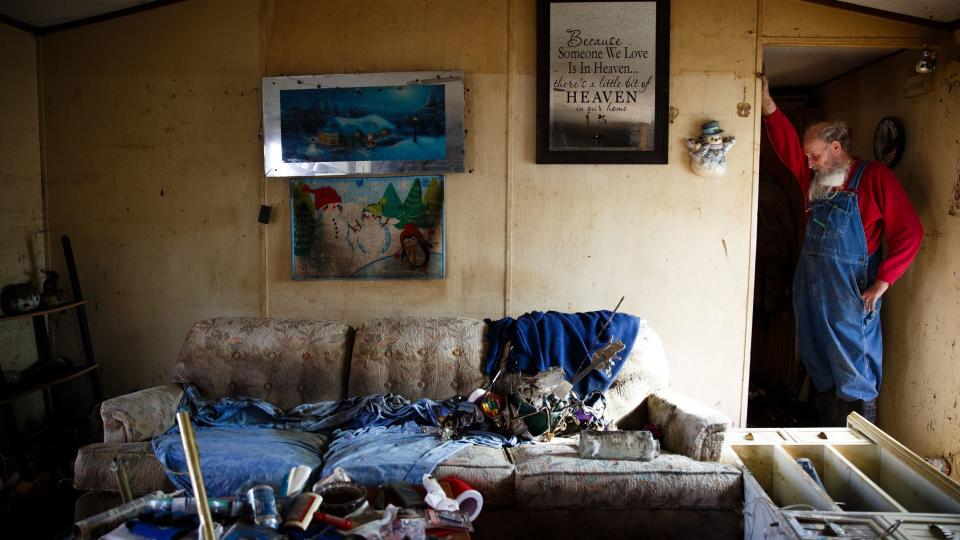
793;160;883;402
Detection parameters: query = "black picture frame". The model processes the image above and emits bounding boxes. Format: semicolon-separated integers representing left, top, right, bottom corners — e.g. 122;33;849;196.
536;0;670;164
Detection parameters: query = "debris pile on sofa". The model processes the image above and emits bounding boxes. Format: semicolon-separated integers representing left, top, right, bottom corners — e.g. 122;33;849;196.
471;309;647;442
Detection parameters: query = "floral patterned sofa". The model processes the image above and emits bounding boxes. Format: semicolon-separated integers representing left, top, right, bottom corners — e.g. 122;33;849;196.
73;317;742;537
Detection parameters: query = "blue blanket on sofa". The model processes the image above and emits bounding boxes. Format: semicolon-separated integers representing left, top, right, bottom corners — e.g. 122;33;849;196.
483;310;641;397
153;385;514;496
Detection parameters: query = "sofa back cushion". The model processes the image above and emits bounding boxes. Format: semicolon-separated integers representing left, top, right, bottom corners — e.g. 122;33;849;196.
174;317;352;409
604;319;670;426
347;317;487;399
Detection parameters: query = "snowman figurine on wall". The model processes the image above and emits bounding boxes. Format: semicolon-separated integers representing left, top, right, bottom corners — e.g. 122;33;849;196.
686;120;736;177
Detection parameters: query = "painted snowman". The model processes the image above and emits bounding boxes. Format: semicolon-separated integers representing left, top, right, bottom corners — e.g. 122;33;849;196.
302;185;354;264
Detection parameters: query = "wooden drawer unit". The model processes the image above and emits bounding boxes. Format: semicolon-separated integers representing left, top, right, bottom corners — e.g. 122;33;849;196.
725;428;792;445
726;414;960;539
783;427;869;444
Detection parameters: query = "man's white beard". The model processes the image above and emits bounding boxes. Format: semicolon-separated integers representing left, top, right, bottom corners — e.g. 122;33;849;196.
809;166;848;201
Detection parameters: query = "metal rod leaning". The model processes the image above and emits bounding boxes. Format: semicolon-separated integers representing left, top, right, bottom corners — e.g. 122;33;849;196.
111;456;134;504
177;411;217;540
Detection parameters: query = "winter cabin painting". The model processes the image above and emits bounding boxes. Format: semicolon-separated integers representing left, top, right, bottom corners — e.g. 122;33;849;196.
291;176;444;280
280;85;446;163
262;72;465;177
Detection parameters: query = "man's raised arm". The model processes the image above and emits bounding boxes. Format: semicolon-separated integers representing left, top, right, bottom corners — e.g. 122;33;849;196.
760;74;810;191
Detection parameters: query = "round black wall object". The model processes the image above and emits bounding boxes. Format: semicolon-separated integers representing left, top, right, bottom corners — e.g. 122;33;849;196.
873;117;905;169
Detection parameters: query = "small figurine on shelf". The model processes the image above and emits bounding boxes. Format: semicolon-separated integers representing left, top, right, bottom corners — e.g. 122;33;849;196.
686;120;736;177
0;282;41;315
41;270;65;306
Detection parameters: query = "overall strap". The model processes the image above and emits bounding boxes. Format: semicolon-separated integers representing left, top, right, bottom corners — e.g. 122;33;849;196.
847;160;869;191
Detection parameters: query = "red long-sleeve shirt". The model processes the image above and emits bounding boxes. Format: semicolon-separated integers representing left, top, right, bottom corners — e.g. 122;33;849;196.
763;109;922;285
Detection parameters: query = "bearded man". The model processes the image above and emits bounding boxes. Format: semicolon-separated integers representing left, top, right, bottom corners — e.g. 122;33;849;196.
760;75;923;426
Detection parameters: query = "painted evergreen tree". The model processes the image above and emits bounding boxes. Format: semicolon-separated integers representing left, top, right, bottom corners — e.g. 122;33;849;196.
400;179;430;229
380;183;403;222
424;177;443;228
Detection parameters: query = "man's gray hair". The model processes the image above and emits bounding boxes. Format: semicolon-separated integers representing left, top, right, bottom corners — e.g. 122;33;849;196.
805;121;851;153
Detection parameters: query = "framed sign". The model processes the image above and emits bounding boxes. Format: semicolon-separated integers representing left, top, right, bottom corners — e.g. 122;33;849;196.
262;72;465;177
537;0;670;164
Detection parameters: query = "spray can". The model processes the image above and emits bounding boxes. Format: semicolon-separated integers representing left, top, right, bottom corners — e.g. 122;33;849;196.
246;485;280;529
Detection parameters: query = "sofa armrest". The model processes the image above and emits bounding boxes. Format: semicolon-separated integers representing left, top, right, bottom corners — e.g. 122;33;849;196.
101;384;183;443
647;389;731;462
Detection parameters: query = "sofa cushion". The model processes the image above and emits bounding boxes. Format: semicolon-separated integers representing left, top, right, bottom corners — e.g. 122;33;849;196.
175;317;353;409
101;383;183;443
434;445;515;508
507;438;741;511
348;317;487;400
74;442;173;493
648;389;731;461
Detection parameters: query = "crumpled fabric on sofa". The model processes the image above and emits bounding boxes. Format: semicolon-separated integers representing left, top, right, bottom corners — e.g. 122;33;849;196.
482;310;642;396
321;422;500;485
151;383;515;492
153;426;329;496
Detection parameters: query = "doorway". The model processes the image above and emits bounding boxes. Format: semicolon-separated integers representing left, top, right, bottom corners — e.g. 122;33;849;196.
746;45;904;427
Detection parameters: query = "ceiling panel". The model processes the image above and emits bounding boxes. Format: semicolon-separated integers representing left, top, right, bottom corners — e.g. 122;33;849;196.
836;0;960;23
2;0;958;32
764;45;903;88
0;0;159;29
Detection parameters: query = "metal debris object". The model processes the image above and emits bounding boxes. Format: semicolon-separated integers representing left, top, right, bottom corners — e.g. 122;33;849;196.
556;339;627;400
515;367;567;408
579;430;660;461
110;456;133;504
177;411;217;540
796;458;825;489
931;524;957;539
73;491;166;540
823;521;846;536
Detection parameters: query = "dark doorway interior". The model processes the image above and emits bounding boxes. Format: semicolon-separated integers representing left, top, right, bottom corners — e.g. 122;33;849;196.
747;91;822;428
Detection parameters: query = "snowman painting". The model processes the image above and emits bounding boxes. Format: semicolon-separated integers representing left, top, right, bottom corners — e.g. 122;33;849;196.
686;120;736;177
355;203;392;255
301;185;354;266
292;176;444;279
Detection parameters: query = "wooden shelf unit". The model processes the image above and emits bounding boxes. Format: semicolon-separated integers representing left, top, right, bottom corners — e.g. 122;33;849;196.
0;364;100;405
0;236;102;477
0;301;86;324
